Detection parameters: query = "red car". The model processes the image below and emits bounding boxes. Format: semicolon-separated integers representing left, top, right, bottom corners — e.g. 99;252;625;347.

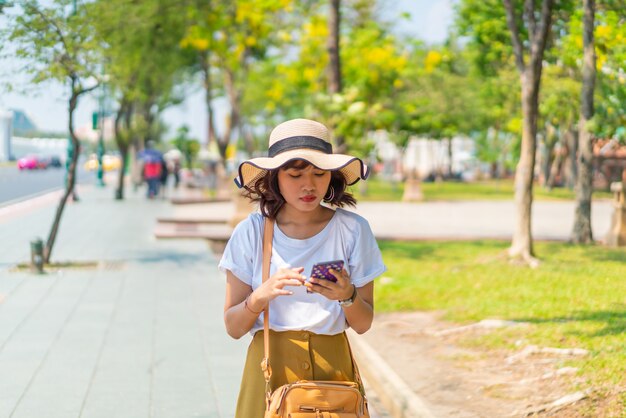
17;155;39;170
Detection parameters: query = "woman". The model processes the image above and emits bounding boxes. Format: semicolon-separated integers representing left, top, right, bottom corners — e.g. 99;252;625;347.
219;118;386;417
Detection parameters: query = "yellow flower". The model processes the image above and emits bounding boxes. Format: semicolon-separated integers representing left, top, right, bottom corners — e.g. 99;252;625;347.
193;38;209;50
277;30;292;42
267;84;284;101
596;25;611;39
305;19;328;38
575;36;583;49
425;50;443;73
303;68;318;83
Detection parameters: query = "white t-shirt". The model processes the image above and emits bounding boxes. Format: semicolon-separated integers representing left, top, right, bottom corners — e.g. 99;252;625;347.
218;208;387;336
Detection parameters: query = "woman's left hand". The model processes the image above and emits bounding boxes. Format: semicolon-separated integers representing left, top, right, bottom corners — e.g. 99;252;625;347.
305;268;354;301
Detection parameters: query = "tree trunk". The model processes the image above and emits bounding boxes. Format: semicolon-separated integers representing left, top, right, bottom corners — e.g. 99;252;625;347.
540;125;557;188
509;76;538;262
221;68;240;160
547;134;566;189
201;51;217;148
571;0;596;244
447;137;454;178
503;0;554;264
327;0;342;95
43;86;80;264
142;102;155;146
327;0;345;152
114;102;130;200
565;127;578;188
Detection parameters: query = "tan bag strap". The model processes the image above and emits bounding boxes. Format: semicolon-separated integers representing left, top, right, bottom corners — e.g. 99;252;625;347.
260;217;367;398
261;217;274;396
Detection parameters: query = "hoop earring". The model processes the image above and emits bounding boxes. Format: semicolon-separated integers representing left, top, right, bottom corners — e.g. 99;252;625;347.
323;186;335;203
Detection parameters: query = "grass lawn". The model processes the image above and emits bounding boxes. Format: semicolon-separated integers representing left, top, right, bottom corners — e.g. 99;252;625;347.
376;240;626;412
350;177;614;201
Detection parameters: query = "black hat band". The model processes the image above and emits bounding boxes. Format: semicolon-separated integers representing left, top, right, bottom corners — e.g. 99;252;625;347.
268;136;333;157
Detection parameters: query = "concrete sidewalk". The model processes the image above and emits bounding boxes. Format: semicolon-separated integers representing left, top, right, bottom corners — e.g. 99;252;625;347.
0;186;246;418
169;198;614;242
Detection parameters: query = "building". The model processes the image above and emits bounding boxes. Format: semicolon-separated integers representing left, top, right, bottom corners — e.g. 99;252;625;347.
0;109;13;161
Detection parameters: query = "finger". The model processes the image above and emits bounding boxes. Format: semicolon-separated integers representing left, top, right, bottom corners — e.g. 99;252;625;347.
278;266;305;275
328;269;346;283
279;278;305;287
275;272;306;284
308;278;332;290
304;282;318;293
306;282;326;295
275;289;294;296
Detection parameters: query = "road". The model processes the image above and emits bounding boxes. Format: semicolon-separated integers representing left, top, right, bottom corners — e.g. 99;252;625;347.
0;164;92;205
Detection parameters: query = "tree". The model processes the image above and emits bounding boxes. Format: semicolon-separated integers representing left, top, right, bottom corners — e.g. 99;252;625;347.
571;0;597;243
502;0;556;263
244;3;408;156
91;0;194;199
182;0;292;161
3;0;99;263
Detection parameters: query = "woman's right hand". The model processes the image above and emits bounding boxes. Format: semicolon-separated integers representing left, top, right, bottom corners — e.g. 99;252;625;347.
249;266;306;310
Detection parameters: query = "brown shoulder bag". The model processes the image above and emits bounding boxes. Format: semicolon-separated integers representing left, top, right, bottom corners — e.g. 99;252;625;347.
261;218;370;418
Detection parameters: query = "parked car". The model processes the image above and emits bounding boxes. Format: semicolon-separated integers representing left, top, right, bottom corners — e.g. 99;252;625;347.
17;155;39;170
36;155;52;169
83;154;122;172
48;155;63;168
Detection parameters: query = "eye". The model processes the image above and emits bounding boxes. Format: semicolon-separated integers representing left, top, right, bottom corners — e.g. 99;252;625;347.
288;173;301;178
314;172;326;177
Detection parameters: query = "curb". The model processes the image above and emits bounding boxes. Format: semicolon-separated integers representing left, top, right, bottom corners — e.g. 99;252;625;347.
0;189;63;222
348;329;436;418
0;186;88;223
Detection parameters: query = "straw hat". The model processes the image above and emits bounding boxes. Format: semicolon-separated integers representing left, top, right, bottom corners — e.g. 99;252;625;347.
234;118;369;188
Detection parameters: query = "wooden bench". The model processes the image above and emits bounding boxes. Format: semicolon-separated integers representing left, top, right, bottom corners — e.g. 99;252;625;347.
154;222;233;255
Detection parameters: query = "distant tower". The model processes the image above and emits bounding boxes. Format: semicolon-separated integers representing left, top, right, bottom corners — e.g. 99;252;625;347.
0;109;13;162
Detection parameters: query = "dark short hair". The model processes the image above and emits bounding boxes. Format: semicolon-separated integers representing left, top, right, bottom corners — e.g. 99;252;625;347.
243;159;357;219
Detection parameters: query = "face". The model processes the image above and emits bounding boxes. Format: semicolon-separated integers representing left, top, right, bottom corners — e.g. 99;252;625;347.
277;162;331;213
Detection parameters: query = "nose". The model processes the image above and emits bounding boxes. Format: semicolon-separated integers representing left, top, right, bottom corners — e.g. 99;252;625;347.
301;173;316;192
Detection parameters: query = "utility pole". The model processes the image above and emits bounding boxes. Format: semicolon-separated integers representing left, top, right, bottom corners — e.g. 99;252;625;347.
96;74;105;187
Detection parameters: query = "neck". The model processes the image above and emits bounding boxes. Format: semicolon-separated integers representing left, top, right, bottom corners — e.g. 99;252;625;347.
275;204;334;240
276;204;327;226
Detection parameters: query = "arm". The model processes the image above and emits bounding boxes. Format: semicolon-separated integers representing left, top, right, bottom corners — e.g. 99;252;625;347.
224;267;306;339
223;272;256;339
342;281;374;334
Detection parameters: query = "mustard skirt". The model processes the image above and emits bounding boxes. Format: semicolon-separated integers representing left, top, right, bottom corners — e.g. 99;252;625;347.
235;330;356;418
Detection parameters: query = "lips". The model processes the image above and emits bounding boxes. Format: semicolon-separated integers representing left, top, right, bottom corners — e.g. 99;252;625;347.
300;195;316;203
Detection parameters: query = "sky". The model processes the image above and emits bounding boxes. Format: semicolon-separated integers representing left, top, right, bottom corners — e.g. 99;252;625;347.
0;0;455;143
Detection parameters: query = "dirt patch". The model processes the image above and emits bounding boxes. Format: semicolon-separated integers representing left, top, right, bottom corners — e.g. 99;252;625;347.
361;311;592;417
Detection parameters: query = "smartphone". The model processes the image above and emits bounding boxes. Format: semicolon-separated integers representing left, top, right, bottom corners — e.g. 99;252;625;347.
307;260;345;294
310;260;345;283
